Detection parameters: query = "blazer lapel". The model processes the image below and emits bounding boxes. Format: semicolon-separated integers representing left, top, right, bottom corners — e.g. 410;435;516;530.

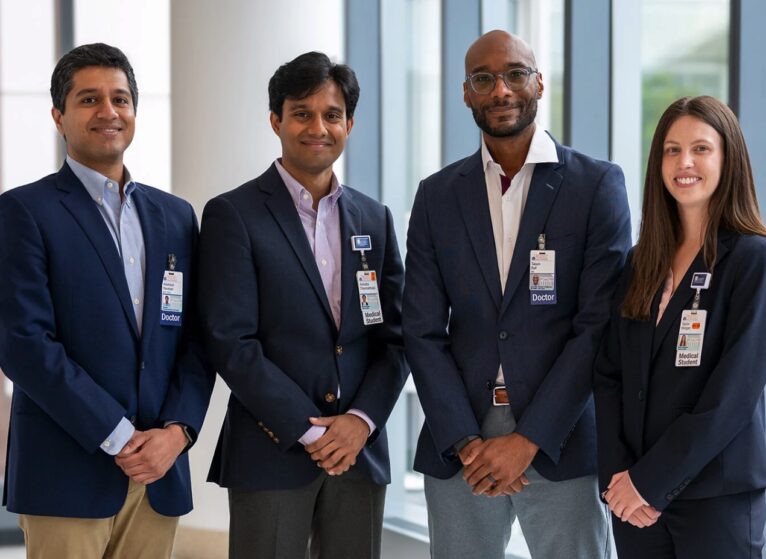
651;233;733;360
453;152;502;310
338;192;361;337
262;166;335;325
500;156;564;316
133;187;165;345
57;164;139;339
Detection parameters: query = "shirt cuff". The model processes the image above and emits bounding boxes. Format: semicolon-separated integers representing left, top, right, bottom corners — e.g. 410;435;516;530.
299;425;327;446
101;417;135;455
347;409;376;437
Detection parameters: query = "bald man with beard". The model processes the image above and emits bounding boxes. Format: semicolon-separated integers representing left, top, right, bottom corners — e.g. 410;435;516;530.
403;31;631;558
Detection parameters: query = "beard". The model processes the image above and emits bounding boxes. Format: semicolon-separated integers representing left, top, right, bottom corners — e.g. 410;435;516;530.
471;97;537;138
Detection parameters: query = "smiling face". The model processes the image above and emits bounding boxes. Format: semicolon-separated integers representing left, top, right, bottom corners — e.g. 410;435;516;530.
661;115;724;212
51;66;135;178
463;31;543;138
270;80;353;181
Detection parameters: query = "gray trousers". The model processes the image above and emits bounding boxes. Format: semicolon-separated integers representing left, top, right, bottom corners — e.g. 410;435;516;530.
425;406;613;559
228;468;385;559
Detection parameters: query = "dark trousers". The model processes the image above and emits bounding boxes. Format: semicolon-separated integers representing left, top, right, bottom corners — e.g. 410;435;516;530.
228;468;385;559
613;489;766;559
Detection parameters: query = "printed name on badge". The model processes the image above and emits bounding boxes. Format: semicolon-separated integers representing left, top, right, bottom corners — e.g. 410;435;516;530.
675;309;707;367
529;249;556;305
356;270;384;325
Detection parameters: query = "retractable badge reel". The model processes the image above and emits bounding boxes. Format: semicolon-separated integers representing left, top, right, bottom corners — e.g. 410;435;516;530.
351;235;384;325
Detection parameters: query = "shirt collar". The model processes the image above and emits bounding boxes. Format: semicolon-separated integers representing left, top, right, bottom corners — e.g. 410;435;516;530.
481;124;559;174
274;159;343;209
66;155;136;206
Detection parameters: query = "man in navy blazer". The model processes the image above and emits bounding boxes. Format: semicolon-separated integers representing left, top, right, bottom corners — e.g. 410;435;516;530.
0;44;214;559
197;52;407;559
403;31;631;557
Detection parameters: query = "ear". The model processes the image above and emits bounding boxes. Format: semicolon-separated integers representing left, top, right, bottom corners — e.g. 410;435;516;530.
536;72;544;100
463;81;471;108
51;107;65;137
345;116;354;136
269;111;281;135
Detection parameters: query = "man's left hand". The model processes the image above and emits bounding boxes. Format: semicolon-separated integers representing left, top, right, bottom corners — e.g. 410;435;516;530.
305;414;370;475
604;470;649;521
114;425;188;485
462;432;538;496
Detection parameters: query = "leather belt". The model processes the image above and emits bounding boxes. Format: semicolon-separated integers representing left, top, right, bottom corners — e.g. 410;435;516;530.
492;386;509;406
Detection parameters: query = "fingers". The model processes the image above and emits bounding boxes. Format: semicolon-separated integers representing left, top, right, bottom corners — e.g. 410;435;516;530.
309;416;336;428
116;430;149;458
607;470;626;489
459;439;484;466
471;475;496;496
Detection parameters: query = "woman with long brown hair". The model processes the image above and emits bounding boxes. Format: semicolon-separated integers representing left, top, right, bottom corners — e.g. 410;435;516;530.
595;95;766;558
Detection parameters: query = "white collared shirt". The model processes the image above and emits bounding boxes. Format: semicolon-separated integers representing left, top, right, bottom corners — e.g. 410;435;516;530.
482;124;558;383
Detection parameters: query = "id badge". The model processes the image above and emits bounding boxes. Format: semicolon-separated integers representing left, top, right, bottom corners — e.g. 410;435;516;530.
529;250;556;305
675;309;707;367
160;270;183;326
356;270;384;325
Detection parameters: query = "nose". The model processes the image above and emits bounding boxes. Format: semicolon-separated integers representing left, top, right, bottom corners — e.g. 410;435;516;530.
490;74;513;98
97;99;119;119
679;149;694;168
306;114;327;136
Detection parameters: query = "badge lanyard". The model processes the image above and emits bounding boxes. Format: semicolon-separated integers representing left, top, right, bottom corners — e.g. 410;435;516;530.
530;233;556;305
160;253;183;326
675;272;711;367
351;235;384;325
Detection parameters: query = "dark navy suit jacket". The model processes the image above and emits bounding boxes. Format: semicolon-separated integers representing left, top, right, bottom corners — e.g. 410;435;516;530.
403;139;631;481
595;233;766;510
0;163;214;517
198;164;408;490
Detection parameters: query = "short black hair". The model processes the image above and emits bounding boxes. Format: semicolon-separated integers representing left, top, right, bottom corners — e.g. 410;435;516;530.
51;43;138;113
268;51;359;119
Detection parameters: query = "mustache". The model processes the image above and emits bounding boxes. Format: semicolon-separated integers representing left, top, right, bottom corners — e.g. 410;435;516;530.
485;99;525;110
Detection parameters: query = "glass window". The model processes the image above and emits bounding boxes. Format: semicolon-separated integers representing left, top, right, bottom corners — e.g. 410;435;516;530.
641;0;730;175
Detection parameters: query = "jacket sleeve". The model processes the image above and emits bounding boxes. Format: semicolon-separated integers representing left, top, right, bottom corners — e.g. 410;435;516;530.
347;207;409;442
0;192;127;452
197;196;323;451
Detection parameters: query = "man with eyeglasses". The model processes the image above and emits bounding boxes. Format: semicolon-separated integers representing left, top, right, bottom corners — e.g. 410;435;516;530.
403;30;631;558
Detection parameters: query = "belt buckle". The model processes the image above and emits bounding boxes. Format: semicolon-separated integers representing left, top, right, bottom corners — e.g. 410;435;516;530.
492;386;509;406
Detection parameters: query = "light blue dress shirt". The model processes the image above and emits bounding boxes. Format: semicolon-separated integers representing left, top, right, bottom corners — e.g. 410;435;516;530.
67;156;143;455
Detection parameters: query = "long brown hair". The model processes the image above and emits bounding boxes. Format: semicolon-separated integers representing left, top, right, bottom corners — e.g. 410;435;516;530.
622;96;766;319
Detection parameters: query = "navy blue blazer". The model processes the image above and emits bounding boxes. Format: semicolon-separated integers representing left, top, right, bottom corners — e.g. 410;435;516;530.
0;163;214;517
198;164;408;490
403;139;631;481
594;232;766;511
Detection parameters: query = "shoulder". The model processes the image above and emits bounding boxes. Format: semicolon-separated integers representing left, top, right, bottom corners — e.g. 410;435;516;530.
727;233;766;267
207;168;275;211
0;173;59;207
420;151;481;190
341;185;387;216
557;143;623;182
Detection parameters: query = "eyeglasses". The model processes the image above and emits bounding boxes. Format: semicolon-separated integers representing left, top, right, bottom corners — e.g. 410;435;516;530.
465;67;539;95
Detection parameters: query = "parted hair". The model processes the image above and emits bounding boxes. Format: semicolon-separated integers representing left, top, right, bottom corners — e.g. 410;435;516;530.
622;95;766;320
268;51;359;120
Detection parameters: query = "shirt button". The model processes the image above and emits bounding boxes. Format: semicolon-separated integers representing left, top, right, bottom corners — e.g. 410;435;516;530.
103;441;111;448
129;257;135;264
97;197;103;204
498;331;508;341
335;345;343;356
325;393;337;403
321;259;328;266
107;182;113;190
302;193;310;200
133;298;140;305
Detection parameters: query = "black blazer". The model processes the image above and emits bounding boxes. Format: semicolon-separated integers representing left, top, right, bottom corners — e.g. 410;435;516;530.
197;164;408;490
595;232;766;511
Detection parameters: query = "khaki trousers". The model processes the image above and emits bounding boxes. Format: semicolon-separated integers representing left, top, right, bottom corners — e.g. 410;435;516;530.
19;480;179;559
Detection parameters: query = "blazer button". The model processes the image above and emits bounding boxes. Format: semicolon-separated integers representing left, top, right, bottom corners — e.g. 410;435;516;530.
129;415;137;424
274;437;280;444
257;421;264;427
498;331;508;341
666;493;674;501
335;345;343;356
638;390;644;401
140;361;146;370
485;380;494;390
325;393;337;403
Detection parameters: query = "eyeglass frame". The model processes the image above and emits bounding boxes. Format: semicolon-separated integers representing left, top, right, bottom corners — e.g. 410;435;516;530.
464;66;540;94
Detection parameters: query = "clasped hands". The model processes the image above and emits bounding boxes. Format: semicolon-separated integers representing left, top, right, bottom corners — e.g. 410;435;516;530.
459;433;538;497
305;414;370;476
603;470;661;528
115;424;188;485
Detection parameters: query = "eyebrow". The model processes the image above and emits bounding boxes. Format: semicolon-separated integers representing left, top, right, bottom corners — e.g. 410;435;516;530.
286;102;345;113
73;87;132;97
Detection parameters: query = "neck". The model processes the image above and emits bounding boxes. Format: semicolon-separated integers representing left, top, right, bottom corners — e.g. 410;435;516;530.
484;123;535;178
677;204;709;248
280;159;334;210
69;154;125;187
